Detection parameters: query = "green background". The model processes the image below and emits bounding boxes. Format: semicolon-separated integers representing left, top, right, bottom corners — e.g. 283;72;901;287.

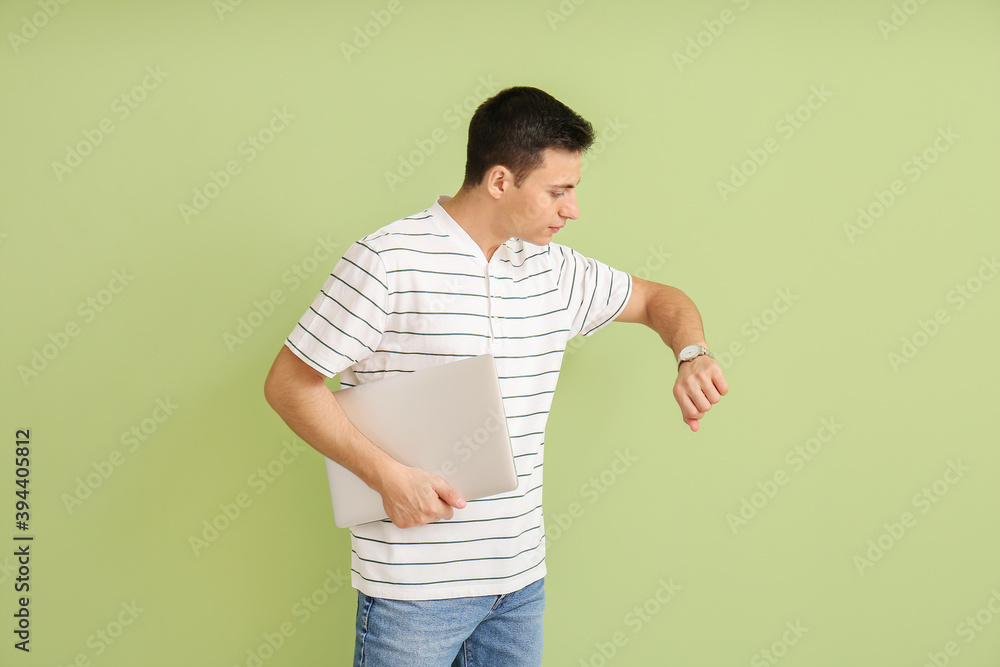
2;0;999;664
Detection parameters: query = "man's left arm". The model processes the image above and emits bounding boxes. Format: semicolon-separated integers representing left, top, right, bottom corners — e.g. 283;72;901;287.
615;276;729;432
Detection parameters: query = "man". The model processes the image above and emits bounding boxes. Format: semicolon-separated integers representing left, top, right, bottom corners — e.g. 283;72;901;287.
264;86;728;666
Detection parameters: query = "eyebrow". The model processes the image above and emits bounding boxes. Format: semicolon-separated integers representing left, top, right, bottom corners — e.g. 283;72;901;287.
550;179;581;189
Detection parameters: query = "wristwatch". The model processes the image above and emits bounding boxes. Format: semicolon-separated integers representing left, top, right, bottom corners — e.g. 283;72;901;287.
677;344;714;368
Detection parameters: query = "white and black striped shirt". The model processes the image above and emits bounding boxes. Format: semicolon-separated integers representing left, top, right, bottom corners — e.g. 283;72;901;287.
286;195;632;600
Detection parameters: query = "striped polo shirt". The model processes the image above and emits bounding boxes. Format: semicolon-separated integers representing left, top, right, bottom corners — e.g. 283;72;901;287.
285;194;632;600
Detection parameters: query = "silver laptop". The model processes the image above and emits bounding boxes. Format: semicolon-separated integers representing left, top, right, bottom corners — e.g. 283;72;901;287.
325;354;518;528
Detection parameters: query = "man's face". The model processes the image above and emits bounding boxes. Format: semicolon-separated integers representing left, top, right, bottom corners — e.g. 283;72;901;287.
503;148;582;246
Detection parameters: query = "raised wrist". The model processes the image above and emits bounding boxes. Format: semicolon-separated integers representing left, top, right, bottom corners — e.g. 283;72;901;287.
677;343;713;367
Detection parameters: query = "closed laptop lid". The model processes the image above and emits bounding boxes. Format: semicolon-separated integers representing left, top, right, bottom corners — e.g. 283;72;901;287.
325;354;517;528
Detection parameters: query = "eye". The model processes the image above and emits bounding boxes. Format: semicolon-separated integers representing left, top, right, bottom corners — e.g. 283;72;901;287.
551;191;565;198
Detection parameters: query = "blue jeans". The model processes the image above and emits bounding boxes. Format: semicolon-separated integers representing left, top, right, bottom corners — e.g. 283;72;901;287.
353;578;545;666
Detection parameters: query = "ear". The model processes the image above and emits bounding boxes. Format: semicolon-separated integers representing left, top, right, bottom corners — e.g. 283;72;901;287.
485;166;512;200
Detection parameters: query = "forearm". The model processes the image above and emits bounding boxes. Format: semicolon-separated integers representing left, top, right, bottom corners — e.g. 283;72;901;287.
264;350;398;493
617;276;727;431
640;280;708;356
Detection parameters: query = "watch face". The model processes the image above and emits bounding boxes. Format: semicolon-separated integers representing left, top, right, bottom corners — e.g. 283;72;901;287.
679;345;701;361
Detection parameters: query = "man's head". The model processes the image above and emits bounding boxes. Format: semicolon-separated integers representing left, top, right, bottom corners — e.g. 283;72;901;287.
461;86;594;190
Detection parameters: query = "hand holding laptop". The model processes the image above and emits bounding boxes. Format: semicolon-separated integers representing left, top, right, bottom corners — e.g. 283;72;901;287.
325;354;518;528
374;463;467;528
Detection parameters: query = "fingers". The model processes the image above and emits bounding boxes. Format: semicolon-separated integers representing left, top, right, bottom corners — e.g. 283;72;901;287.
676;392;702;419
383;469;467;528
431;501;455;523
694;385;719;412
675;358;729;430
433;477;467;510
675;382;713;418
387;497;452;529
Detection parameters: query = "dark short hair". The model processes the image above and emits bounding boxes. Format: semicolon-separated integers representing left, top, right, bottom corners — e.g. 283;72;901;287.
462;86;595;189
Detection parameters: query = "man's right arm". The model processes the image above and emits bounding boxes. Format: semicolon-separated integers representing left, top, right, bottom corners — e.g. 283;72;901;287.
263;346;466;528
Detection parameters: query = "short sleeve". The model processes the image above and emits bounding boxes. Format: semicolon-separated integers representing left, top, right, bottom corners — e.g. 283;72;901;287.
553;244;633;338
284;241;388;377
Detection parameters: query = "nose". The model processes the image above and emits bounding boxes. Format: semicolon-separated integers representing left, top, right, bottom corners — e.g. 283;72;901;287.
561;191;580;221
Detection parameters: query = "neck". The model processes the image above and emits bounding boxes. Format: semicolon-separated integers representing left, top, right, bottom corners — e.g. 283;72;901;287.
442;188;508;261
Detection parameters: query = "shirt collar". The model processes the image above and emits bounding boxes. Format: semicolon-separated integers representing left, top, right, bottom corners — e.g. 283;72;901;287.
430;194;497;263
